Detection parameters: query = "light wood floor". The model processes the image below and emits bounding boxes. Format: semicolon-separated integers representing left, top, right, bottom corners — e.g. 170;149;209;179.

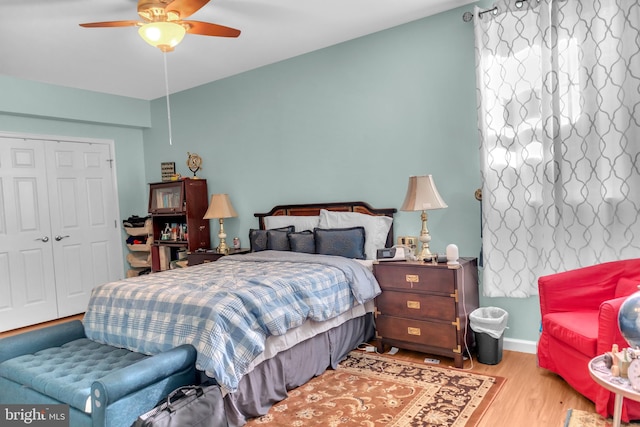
388;346;595;426
1;317;594;426
0;314;85;338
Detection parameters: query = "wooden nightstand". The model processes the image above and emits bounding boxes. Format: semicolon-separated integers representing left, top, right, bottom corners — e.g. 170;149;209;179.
373;258;479;368
187;248;250;266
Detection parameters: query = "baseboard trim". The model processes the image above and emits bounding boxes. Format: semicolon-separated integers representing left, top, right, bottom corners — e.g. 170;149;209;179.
504;337;537;354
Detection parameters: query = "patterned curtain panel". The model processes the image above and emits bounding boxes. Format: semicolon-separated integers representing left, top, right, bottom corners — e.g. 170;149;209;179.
474;0;640;297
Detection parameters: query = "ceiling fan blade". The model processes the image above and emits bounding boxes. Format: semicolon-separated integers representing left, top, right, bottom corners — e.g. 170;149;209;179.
183;20;241;38
80;20;141;28
165;0;210;19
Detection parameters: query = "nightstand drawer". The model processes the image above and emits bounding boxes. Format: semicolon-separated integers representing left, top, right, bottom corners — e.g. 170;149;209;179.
376;291;456;321
376;315;458;349
374;263;455;293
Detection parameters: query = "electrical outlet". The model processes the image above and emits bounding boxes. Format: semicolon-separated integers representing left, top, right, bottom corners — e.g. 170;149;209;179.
424;358;440;364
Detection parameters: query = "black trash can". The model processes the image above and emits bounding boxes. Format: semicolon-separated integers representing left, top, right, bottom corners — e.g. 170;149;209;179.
475;331;504;365
469;307;509;365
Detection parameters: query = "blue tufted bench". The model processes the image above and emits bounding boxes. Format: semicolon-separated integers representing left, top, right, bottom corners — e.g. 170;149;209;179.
0;320;198;427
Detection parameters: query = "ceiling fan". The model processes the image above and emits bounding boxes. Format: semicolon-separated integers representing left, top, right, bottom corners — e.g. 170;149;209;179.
80;0;241;52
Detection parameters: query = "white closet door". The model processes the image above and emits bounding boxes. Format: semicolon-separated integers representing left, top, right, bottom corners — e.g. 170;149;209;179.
0;138;58;330
0;136;123;332
45;141;122;317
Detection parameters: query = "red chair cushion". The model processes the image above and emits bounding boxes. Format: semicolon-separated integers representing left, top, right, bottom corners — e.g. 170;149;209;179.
615;277;640;299
543;311;599;357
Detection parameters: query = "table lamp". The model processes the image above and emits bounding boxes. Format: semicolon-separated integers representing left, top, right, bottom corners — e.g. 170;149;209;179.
400;175;448;261
203;193;238;254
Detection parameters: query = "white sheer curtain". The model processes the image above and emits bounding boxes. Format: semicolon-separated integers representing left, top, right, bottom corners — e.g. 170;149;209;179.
474;0;640;297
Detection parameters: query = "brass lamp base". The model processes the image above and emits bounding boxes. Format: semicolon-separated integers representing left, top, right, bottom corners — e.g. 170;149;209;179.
418;210;433;261
419;244;433;261
216;218;229;254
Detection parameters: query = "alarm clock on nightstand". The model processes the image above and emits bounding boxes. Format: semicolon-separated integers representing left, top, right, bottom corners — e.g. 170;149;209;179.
376;246;416;262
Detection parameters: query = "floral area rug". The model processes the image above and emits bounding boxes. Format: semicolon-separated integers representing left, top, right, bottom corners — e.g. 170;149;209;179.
564;409;640;427
245;351;505;426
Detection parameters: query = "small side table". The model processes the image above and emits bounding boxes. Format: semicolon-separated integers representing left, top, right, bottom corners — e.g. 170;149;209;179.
373;259;479;368
187;248;250;266
589;355;640;427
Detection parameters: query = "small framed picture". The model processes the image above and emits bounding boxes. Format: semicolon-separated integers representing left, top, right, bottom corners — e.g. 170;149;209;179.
161;162;176;182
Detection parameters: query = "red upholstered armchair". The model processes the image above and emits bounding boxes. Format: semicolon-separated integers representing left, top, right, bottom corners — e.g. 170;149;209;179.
538;259;640;422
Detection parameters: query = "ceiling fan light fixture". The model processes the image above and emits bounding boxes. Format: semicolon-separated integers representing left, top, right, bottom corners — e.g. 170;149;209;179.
138;22;186;52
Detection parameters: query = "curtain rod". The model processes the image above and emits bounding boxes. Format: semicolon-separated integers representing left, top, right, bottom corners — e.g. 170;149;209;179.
462;0;530;22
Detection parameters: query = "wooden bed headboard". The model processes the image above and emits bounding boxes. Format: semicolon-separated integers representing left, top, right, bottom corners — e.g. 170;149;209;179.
254;201;397;248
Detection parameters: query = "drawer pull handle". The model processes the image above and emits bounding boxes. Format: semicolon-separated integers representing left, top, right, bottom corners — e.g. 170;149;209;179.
407;300;421;309
405;274;419;283
407;327;421;336
450;290;459;303
452;318;460;331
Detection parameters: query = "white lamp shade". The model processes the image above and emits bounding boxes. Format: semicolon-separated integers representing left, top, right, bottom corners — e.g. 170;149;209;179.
138;22;186;52
401;175;448;211
203;194;238;219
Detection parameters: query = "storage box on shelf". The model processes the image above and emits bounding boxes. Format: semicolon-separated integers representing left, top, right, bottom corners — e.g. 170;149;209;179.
123;217;152;277
148;179;210;272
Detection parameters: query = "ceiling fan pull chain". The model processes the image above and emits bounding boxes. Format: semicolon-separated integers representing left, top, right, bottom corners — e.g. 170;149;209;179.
164;52;173;146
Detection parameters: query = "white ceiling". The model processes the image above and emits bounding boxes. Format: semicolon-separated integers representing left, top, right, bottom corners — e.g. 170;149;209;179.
1;0;474;100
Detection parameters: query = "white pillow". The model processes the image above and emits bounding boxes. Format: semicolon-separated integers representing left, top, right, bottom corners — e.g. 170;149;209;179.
264;215;320;232
318;209;393;260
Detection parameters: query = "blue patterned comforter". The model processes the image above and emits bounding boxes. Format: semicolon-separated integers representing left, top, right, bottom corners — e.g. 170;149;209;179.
83;251;380;391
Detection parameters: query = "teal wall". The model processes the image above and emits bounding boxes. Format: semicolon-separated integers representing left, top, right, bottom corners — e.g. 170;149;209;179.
0;75;151;272
0;76;150;218
0;2;543;343
143;7;481;255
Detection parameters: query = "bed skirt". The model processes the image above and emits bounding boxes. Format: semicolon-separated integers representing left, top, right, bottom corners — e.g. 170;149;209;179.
223;312;375;426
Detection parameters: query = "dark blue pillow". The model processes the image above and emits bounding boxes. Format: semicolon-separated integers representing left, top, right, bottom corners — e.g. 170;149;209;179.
288;230;315;254
267;229;291;251
249;229;268;252
314;227;366;259
249;226;294;252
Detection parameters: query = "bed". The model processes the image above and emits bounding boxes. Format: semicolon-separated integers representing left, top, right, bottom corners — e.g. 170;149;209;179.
83;201;396;426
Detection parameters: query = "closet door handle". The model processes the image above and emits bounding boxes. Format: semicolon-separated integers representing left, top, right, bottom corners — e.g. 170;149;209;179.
55;235;70;241
35;236;50;242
